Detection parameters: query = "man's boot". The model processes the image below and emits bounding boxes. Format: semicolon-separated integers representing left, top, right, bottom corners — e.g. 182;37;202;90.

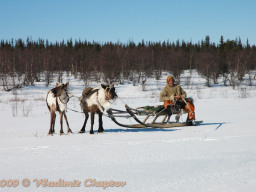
185;101;196;125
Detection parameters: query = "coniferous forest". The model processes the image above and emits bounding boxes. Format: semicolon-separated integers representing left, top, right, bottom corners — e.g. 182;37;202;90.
1;36;256;90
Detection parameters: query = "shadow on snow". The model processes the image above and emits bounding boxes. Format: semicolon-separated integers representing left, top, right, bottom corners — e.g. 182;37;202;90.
104;128;180;133
198;122;226;130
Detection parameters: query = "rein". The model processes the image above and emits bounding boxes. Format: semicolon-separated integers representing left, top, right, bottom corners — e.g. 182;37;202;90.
58;91;70;105
59;93;83;113
66;107;83;113
58;91;81;104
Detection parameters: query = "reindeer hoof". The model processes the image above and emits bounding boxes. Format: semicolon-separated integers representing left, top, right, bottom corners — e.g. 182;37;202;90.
79;130;86;134
90;130;94;134
68;129;73;133
98;128;104;133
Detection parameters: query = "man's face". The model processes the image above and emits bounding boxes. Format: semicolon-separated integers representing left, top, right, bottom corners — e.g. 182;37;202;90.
168;78;174;87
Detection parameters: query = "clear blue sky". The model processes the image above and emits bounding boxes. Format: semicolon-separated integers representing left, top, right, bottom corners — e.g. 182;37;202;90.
1;0;255;45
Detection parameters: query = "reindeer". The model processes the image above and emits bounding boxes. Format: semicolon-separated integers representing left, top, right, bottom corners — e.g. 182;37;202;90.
46;82;72;135
79;84;117;134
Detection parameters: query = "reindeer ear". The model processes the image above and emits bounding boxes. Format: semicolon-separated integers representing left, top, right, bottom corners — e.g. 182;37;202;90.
101;84;107;89
65;82;69;87
111;83;114;88
56;82;61;87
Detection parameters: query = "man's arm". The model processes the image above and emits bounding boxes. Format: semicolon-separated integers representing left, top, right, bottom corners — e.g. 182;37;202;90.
174;85;187;100
160;87;174;102
180;86;187;98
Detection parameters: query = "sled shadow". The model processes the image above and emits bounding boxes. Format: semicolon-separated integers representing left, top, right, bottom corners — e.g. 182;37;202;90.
198;122;226;130
105;128;180;133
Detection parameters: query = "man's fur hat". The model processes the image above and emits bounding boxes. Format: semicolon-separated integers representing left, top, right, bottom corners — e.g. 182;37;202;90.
166;75;175;84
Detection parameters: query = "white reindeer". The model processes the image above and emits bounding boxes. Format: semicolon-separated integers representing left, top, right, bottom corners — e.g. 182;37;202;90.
46;82;72;135
79;84;118;134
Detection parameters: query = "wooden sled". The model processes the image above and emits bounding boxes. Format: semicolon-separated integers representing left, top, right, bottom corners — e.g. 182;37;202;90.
107;104;203;128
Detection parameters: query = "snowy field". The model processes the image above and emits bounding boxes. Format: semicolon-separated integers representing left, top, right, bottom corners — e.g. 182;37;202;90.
1;71;256;192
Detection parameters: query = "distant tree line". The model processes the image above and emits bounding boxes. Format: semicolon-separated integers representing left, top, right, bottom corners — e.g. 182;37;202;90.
0;36;256;91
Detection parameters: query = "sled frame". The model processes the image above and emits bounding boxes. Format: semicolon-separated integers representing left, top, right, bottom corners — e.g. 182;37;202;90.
107;104;203;128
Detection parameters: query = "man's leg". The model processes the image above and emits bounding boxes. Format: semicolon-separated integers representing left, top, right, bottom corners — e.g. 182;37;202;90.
166;105;173;123
176;100;195;124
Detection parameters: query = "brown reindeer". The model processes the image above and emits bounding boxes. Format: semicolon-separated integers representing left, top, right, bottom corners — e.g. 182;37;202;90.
79;84;117;134
46;82;72;135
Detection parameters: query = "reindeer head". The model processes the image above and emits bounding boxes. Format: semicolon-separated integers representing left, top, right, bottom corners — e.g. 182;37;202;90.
101;83;118;100
55;82;70;97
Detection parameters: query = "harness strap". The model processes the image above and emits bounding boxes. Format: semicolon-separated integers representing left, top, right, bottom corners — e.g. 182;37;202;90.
55;89;70;112
56;96;60;112
96;90;105;113
66;107;83;113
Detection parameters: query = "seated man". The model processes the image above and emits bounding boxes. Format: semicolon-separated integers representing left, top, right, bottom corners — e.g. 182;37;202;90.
160;76;195;124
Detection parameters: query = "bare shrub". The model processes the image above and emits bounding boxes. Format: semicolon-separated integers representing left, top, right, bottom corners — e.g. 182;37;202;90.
238;87;249;98
9;97;26;103
9;96;28;117
184;76;191;89
155;80;161;90
141;75;147;91
11;102;18;117
196;86;202;99
23;104;32;117
34;97;45;101
154;70;161;80
44;71;53;87
151;91;160;102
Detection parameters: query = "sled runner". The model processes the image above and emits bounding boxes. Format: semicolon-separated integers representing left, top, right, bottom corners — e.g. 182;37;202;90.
107;104;203;128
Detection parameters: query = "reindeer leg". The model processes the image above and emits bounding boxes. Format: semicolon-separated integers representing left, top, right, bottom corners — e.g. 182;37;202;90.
90;112;95;134
48;114;53;135
98;112;104;133
52;112;56;133
60;112;64;135
63;112;72;133
48;111;55;135
79;112;89;133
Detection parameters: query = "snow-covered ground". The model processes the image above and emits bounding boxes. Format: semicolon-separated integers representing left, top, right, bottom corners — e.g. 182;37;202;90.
1;71;256;192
